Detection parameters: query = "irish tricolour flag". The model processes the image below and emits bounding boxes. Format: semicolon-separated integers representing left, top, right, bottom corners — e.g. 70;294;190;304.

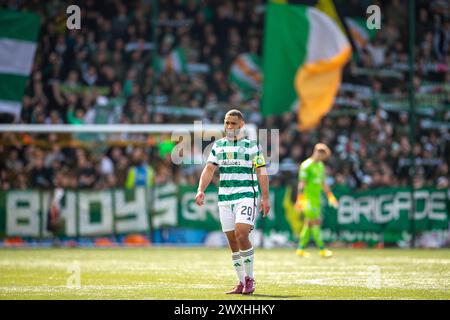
345;17;377;51
262;0;351;131
157;47;188;74
229;53;262;99
0;10;40;119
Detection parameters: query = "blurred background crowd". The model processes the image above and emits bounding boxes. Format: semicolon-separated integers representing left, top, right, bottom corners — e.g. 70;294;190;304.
0;0;449;192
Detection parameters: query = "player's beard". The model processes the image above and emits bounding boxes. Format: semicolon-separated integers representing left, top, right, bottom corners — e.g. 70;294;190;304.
225;128;241;139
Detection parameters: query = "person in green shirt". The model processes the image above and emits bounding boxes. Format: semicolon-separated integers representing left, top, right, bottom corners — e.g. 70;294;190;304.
67;105;85;125
295;143;338;258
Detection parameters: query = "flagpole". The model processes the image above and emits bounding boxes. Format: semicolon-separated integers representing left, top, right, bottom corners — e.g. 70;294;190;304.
150;0;158;123
407;0;416;248
149;0;159;244
331;0;359;61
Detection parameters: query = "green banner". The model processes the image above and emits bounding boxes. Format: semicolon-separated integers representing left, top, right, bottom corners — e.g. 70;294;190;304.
0;185;448;243
321;187;450;243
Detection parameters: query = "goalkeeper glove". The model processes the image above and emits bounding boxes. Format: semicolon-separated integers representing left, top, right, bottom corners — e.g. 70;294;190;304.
295;194;306;211
327;192;338;208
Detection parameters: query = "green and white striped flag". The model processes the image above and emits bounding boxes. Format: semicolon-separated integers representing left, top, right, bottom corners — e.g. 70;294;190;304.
0;10;41;119
229;53;262;99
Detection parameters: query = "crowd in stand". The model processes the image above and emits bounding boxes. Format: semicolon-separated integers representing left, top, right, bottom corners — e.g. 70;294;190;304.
0;0;449;192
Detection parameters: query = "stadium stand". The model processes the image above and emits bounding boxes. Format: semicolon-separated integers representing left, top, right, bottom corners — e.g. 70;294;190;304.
0;0;448;193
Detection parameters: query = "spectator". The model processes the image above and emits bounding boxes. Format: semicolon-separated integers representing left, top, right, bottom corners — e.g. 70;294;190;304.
77;155;97;189
29;156;53;189
0;0;447;194
125;148;155;189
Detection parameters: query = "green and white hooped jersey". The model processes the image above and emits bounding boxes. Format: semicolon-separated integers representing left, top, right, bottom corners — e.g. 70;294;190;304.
207;137;266;205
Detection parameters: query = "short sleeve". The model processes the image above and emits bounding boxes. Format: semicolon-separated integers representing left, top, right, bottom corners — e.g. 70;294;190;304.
207;142;218;165
299;163;307;181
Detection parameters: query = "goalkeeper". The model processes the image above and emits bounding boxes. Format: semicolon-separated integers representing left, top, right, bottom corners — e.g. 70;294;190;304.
295;143;338;258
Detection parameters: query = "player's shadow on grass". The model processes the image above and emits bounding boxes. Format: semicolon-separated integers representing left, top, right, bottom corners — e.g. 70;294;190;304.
249;294;303;299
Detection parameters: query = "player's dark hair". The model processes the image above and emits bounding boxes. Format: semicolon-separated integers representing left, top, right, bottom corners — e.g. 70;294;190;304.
225;109;244;121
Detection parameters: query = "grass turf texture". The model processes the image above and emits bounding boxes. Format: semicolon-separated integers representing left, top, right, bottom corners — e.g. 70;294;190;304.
0;247;449;299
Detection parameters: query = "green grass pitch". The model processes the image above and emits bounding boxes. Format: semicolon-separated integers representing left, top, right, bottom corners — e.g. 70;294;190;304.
0;247;449;300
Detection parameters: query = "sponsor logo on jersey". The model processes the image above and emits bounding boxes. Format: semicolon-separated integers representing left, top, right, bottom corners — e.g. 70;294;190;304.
221;160;244;166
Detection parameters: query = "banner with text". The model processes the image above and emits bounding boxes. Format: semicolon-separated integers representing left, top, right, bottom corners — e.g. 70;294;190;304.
0;185;448;243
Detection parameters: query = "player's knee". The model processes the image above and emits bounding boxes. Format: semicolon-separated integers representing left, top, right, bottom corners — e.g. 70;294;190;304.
234;228;249;243
228;236;239;248
225;231;238;246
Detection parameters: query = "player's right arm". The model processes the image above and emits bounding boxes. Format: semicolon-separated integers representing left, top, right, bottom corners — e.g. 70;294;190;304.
297;180;305;195
195;163;217;206
295;163;307;210
196;142;219;206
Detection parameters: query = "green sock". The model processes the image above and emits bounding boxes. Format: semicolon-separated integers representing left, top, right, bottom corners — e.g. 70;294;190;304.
311;226;325;250
298;226;311;249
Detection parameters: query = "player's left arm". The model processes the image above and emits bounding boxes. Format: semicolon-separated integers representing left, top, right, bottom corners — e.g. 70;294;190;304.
323;181;338;208
256;166;270;218
253;149;270;217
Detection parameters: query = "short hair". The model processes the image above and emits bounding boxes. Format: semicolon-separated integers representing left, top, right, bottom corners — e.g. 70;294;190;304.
314;143;331;157
225;109;244;121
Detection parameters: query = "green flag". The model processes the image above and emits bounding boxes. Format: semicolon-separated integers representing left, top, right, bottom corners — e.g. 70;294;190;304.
0;10;41;119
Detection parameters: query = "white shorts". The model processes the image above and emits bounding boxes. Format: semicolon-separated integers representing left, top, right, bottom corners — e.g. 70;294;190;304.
219;198;257;233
